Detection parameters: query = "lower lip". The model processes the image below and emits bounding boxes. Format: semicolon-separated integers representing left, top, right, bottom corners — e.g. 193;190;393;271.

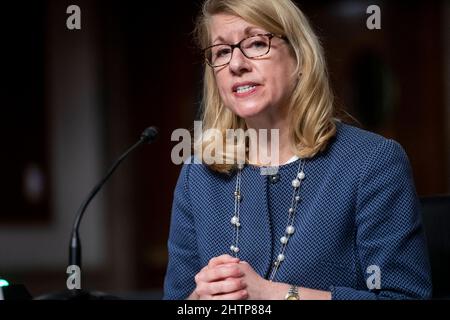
233;85;260;98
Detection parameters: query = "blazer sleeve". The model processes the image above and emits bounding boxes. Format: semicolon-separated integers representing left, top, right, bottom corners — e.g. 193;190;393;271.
163;160;199;300
330;139;432;300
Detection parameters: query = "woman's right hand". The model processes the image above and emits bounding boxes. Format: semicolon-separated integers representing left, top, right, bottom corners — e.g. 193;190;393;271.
189;254;248;300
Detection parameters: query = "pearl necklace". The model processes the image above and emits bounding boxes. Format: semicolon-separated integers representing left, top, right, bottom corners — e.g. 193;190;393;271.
229;158;306;281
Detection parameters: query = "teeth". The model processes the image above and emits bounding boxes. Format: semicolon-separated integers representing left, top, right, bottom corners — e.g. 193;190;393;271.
236;85;256;94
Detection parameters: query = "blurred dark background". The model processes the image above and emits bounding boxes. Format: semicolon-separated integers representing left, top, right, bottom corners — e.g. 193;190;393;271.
0;0;448;298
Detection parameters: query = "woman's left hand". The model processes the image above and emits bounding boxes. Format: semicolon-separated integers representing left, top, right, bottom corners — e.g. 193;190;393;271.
236;261;289;300
218;260;332;300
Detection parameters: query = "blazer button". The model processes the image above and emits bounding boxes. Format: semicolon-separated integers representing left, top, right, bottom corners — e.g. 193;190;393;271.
268;174;280;184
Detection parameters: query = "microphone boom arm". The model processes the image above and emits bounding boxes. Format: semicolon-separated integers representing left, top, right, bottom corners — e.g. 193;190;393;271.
69;127;158;268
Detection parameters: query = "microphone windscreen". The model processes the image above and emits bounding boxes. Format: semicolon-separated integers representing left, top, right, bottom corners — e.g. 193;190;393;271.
141;126;159;143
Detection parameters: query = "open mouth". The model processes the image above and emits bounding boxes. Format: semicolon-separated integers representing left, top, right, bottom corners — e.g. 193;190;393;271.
232;83;261;97
235;85;257;94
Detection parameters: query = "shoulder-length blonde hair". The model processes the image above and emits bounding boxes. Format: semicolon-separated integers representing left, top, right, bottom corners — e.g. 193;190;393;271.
194;0;336;174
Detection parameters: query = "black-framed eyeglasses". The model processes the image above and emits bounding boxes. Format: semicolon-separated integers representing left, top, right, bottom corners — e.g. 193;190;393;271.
203;33;287;68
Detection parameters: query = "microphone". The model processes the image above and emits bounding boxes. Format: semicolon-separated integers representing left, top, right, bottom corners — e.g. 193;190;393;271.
33;127;158;300
69;126;159;269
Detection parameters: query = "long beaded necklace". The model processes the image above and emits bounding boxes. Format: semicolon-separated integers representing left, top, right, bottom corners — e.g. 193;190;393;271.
229;158;306;281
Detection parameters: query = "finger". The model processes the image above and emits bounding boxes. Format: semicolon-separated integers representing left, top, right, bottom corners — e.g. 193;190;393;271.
195;277;245;297
198;264;243;283
208;277;246;295
208;254;240;268
194;266;210;284
211;290;248;300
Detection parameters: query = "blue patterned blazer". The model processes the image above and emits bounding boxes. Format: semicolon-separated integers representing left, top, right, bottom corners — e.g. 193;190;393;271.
163;121;432;300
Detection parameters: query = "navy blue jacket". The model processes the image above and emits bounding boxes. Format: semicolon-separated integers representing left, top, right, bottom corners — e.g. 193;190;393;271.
163;121;432;299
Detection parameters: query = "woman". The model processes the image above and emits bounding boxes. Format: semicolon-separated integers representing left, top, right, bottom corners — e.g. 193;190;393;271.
163;0;432;300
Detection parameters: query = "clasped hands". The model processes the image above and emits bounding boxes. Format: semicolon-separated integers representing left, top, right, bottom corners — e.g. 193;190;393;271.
190;254;284;300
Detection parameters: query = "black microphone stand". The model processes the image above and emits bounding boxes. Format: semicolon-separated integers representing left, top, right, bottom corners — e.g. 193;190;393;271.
35;127;159;300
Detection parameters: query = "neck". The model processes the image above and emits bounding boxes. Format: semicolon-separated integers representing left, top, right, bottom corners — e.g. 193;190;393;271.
244;115;295;167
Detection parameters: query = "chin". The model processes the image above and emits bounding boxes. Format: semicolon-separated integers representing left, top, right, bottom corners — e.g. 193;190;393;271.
232;104;267;119
235;110;264;120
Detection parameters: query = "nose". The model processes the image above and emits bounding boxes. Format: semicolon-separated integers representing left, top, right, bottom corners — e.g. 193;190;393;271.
228;47;251;75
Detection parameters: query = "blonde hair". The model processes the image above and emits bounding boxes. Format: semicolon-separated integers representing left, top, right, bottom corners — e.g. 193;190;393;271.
194;0;337;173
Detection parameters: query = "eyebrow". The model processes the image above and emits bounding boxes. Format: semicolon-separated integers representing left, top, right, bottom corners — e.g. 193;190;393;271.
213;26;265;44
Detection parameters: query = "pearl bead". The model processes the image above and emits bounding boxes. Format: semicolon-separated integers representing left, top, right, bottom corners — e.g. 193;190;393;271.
298;171;305;180
274;260;280;266
231;216;239;225
288;208;294;214
295;195;300;202
280;236;288;244
277;254;285;262
230;245;239;253
292;179;300;188
286;225;295;235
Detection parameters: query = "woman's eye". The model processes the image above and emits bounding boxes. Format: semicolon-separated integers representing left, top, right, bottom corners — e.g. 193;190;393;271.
216;48;231;58
249;40;268;49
